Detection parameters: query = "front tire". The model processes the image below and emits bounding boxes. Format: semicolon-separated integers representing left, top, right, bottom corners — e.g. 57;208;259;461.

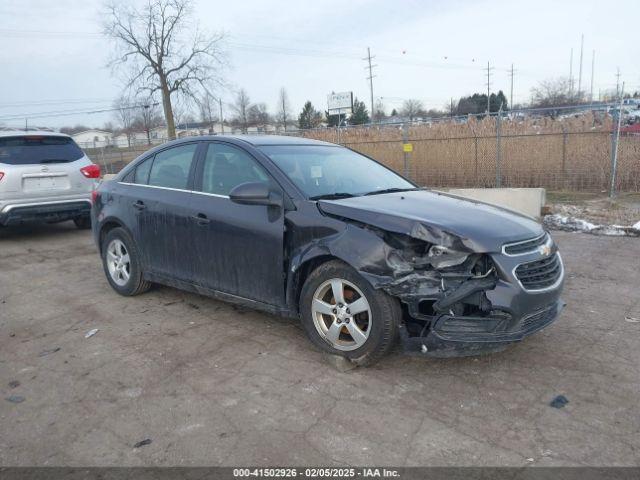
300;260;401;366
101;227;151;296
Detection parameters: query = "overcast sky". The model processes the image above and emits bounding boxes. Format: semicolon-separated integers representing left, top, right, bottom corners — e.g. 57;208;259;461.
1;0;639;129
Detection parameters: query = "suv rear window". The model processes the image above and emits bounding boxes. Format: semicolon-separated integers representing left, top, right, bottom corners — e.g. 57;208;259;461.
0;136;85;165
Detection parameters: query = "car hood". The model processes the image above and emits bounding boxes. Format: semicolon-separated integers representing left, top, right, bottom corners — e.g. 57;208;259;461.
317;190;544;252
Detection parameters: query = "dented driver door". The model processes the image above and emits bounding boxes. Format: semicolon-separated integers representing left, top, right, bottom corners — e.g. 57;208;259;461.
188;141;286;306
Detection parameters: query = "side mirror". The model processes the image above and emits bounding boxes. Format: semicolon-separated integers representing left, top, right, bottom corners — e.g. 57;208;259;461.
229;182;282;207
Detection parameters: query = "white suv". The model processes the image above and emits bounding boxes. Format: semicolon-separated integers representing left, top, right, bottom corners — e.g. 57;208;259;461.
0;131;100;229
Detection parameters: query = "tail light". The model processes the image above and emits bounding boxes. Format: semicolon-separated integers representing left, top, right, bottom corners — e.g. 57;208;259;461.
0;172;4;181
91;190;100;204
80;164;101;179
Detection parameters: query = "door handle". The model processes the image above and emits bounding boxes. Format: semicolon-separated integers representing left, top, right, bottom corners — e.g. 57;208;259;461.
191;213;210;225
132;200;146;210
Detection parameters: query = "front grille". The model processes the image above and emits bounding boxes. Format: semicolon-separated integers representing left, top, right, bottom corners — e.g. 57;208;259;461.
503;233;548;255
515;253;562;290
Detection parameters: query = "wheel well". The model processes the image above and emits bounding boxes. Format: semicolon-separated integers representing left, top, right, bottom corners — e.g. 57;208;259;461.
98;220;123;253
293;255;340;308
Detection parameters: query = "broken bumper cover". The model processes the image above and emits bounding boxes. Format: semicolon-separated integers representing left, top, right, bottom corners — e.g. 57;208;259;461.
397;248;565;357
400;300;564;357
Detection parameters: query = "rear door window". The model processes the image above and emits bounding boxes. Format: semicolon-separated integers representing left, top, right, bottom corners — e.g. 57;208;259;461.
147;143;197;190
0;135;85;165
133;156;153;184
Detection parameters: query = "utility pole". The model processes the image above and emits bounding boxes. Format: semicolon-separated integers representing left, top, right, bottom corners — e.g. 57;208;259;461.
509;63;515;110
281;94;287;132
219;98;224;134
569;48;574;97
364;47;377;123
616;68;621;99
25;118;28;131
485;61;494;113
590;50;595;103
578;34;584;98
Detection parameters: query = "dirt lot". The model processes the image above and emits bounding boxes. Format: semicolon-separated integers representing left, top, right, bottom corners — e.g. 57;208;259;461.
0;224;638;466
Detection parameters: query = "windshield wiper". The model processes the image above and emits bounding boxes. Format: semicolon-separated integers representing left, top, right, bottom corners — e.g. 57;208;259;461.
309;192;356;200
363;187;421;196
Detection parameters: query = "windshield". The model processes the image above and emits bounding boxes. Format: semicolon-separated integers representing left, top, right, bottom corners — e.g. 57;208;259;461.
0;135;84;165
259;145;415;199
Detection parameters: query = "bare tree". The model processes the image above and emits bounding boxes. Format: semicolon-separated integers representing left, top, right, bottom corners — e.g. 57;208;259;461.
132;99;163;145
248;103;271;130
531;77;583;108
113;95;135;147
198;90;218;133
400;99;424;121
232;89;251;133
276;87;291;131
373;98;386;122
103;0;225;140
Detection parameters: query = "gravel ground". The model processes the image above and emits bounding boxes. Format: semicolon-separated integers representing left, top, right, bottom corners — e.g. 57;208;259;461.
0;223;639;466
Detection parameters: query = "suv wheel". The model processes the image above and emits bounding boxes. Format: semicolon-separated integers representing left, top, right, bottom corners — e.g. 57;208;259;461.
101;227;151;296
300;260;401;366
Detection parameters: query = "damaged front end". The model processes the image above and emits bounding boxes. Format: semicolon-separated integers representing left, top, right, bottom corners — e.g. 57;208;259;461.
291;201;565;357
372;228;564;357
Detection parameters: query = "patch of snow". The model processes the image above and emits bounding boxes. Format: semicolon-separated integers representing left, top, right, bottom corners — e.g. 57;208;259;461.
544;214;640;237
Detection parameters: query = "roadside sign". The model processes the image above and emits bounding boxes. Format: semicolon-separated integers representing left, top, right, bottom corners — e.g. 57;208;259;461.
403;143;413;153
328;91;353;114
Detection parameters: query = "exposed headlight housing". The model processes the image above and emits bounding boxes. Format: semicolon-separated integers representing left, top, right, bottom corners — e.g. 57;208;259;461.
428;245;470;269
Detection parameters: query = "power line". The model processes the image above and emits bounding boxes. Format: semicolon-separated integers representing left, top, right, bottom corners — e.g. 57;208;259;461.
0;103;159;122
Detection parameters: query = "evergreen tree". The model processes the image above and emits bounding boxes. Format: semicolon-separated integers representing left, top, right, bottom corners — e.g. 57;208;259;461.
298;101;322;129
349;97;370;125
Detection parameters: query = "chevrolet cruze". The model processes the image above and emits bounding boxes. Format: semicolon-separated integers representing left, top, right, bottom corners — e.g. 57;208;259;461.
92;136;564;365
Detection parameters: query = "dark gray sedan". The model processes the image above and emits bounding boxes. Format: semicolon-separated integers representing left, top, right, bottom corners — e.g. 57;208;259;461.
92;135;564;365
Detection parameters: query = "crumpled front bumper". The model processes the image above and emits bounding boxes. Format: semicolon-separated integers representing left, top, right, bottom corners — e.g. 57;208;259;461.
397;248;565;358
400;300;564;357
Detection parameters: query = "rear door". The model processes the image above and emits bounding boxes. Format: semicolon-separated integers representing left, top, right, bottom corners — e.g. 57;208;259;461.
0;135;94;202
123;142;199;281
189;141;286;305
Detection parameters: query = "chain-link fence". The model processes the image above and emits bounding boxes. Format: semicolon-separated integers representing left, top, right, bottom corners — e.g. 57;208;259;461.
87;110;640;194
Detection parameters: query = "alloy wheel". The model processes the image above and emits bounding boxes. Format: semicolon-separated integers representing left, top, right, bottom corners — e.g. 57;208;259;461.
311;278;372;351
106;239;131;287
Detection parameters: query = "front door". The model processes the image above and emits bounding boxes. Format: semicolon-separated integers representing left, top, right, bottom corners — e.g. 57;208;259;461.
188;141;285;306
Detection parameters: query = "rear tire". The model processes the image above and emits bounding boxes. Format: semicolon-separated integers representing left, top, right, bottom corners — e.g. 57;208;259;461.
101;227;151;296
299;260;401;366
73;216;92;229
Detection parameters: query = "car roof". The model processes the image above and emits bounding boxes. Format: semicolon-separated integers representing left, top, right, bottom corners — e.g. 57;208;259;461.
223;135;336;146
161;134;337;148
0;130;70;138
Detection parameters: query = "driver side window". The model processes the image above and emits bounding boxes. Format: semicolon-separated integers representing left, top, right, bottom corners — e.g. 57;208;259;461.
200;143;269;196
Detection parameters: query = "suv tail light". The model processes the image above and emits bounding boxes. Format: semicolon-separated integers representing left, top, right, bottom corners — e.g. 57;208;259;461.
0;172;4;181
91;190;100;204
80;164;101;179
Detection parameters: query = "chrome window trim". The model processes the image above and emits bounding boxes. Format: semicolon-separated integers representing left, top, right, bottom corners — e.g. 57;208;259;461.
118;181;230;199
1;198;91;213
512;252;564;293
502;232;550;257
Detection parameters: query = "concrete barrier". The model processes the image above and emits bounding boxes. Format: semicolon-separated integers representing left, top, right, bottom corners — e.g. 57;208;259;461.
438;188;546;219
